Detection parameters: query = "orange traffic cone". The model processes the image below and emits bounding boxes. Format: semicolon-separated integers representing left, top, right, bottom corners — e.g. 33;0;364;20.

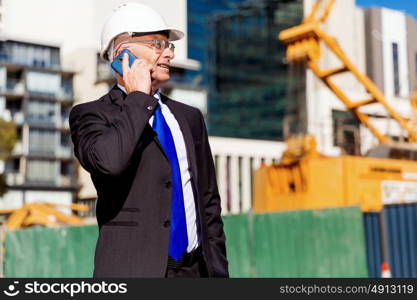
381;262;392;278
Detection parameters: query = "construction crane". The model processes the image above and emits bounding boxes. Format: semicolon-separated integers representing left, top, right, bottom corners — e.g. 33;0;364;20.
279;0;417;152
253;0;417;215
0;202;89;230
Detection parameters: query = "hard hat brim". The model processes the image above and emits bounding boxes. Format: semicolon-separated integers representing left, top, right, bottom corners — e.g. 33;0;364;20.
167;28;184;41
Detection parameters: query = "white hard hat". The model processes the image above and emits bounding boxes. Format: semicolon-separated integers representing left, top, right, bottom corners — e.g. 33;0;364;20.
100;2;184;61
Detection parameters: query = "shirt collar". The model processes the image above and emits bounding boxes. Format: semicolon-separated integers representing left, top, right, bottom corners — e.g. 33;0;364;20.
117;83;161;102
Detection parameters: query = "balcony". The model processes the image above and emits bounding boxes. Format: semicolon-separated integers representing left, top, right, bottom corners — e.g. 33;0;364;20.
0;52;60;71
4;79;25;95
28;147;56;157
6;173;24;185
27;90;57;99
26;88;74;102
57;146;72;158
26;116;57;127
11;141;23;156
2;110;24;125
25;178;57;187
56;89;74;101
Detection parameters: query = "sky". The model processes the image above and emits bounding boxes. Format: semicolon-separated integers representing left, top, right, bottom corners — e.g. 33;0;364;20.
356;0;417;19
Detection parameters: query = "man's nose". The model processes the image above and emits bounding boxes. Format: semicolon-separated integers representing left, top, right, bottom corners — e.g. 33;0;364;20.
162;47;175;59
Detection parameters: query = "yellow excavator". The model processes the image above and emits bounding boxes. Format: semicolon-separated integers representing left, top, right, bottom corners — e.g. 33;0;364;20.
253;0;417;213
0;202;89;230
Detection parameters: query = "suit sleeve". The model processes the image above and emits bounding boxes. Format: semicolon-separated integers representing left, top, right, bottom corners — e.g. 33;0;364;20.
69;91;158;177
198;110;229;277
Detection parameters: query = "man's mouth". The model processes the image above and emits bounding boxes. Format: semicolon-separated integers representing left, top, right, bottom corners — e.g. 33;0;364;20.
157;64;170;69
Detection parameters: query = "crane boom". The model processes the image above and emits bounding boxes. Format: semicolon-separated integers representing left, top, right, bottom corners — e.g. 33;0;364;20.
279;0;417;145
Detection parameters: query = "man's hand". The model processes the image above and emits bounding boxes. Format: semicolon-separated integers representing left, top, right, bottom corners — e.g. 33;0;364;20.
122;52;153;95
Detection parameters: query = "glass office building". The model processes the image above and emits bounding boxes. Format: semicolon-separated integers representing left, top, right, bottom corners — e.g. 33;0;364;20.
187;0;246;87
0;39;77;208
207;0;304;140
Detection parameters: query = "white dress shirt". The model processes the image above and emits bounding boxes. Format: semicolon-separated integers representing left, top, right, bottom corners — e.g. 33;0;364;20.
118;84;199;253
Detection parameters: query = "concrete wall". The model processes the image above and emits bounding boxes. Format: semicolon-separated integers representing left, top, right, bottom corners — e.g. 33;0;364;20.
381;8;409;99
407;15;417;94
364;8;384;93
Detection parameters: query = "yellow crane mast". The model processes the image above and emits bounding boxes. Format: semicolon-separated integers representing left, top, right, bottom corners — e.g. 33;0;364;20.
279;0;417;145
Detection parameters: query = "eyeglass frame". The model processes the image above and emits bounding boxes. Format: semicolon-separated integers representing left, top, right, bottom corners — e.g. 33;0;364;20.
114;39;175;55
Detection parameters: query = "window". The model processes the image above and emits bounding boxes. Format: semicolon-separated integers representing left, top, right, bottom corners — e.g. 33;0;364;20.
332;109;360;155
28;129;57;155
392;43;400;96
26;160;57;185
27;100;58;125
26;71;60;96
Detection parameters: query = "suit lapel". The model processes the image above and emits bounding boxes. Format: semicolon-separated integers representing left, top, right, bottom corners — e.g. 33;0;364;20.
108;85;170;162
163;95;199;184
150;124;170;162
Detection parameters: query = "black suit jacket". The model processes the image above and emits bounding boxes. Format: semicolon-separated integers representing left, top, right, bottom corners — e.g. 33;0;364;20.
69;85;229;277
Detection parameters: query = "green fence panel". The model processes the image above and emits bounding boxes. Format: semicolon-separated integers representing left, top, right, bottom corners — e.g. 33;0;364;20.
4;225;98;277
252;206;368;277
222;213;252;277
3;207;368;278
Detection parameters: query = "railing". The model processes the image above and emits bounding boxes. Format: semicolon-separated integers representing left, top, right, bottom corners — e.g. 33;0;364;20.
26;117;57;127
27;89;73;101
209;137;286;215
0;52;60;70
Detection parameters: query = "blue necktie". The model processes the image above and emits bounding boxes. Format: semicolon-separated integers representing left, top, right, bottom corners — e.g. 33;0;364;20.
152;103;188;261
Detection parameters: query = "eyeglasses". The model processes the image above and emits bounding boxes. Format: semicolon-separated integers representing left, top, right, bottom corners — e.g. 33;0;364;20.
117;39;175;53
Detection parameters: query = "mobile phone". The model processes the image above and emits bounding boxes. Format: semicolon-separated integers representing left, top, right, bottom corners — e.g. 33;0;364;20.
111;49;137;76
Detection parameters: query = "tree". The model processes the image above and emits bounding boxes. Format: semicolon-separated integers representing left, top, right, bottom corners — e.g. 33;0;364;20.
0;119;17;197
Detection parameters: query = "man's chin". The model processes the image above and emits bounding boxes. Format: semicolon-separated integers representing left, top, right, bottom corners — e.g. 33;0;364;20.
153;75;170;83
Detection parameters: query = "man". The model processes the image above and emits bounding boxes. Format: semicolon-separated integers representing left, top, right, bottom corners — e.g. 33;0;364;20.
69;3;229;278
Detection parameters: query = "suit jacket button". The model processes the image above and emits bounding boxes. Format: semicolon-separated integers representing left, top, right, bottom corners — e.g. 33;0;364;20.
163;220;171;228
147;106;153;110
165;181;172;189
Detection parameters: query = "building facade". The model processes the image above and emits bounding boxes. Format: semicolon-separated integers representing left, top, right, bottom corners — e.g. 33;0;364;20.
0;38;77;209
363;6;417;149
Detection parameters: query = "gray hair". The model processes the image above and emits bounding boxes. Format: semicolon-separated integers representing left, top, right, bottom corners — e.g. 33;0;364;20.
107;32;133;61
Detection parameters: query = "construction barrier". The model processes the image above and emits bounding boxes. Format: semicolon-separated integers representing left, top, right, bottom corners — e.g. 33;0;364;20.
223;206;368;277
363;212;383;278
2;206;370;278
363;203;417;278
4;225;98;277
